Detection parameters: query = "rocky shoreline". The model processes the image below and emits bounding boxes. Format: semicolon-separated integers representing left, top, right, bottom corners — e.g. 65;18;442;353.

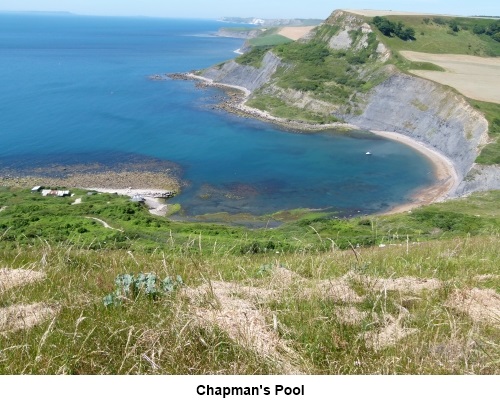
168;72;358;133
0;168;180;194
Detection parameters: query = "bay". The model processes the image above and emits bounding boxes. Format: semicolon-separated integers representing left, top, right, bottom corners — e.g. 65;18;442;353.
0;13;434;216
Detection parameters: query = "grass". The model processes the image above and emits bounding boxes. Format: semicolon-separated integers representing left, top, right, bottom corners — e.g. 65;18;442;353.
248;34;292;47
247;93;339;124
369;16;500;57
235;46;272;68
1;230;498;374
2;188;500;254
247;37;388;116
392;55;445;73
1;186;499;374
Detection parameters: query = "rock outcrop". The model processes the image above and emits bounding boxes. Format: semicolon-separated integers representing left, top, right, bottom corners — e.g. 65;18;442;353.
202;51;283;92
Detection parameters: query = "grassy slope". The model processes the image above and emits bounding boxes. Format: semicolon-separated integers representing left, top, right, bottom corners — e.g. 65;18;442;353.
373;16;500;56
0;187;499;374
247;28;293;47
468;100;500;164
243;24;389;122
2;188;500;253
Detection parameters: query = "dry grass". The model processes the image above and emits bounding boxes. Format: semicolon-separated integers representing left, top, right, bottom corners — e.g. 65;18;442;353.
363;312;418;351
401;51;500;103
0;268;46;293
302;278;363;303
277;26;316;41
353;274;443;294
185;279;306;374
335;306;367;325
447;288;500;326
0;303;58;333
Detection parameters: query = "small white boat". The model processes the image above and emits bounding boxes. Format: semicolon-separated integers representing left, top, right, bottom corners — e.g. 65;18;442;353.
365;152;372;155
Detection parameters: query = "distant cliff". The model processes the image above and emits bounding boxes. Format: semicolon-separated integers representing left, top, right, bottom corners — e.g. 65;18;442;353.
202;52;283;92
201;10;499;197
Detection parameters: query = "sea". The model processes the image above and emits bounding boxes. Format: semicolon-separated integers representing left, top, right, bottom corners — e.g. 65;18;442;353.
0;13;435;217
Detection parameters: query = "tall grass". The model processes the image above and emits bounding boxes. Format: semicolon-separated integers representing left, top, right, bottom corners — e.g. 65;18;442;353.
1;233;498;374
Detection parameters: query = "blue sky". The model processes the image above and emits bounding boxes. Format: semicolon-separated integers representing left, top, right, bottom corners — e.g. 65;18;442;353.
0;1;498;19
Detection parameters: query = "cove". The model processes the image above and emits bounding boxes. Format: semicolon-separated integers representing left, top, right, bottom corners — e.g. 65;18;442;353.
0;14;435;216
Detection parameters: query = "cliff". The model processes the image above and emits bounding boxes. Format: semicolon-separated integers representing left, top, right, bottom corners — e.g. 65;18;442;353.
202;51;283;92
198;10;500;197
344;72;489;181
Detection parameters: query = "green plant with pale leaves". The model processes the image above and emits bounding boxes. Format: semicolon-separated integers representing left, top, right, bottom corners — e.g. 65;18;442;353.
103;273;183;307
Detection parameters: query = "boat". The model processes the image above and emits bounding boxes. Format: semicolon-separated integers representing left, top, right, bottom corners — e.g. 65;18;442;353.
365;152;372;155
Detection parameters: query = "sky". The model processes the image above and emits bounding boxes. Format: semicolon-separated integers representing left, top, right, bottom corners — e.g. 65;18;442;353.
0;0;498;19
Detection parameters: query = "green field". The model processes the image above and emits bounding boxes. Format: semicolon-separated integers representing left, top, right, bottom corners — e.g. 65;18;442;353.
248;33;293;47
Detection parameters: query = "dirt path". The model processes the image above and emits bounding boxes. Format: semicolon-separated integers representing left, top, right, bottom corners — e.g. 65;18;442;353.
85;217;123;232
401;51;500;103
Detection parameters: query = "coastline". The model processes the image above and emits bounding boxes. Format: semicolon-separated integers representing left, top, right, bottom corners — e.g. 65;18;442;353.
370;130;459;214
86;187;174;216
1;73;461;220
176;72;460;214
183;73;358;132
0;169;179;217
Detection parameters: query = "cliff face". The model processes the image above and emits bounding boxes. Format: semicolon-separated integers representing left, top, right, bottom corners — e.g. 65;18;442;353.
199;10;499;196
454;165;500;195
202;52;283;92
345;73;489;181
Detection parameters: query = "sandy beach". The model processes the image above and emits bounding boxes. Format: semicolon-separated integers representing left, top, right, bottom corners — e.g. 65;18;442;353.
370;131;459;214
181;73;460;214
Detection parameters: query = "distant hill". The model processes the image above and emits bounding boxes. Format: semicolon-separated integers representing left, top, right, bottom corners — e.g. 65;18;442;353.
220;17;323;26
0;10;75;16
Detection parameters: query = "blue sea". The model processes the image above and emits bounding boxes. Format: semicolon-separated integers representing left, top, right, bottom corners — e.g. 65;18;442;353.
0;13;435;216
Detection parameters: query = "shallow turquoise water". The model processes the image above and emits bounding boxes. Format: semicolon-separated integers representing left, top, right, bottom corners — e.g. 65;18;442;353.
0;14;435;216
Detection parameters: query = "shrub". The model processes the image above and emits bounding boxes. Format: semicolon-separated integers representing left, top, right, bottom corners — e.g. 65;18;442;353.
372;16;415;41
